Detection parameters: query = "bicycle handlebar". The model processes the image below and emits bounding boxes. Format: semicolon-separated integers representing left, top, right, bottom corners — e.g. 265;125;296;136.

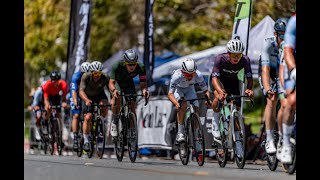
179;97;211;107
114;93;149;106
218;94;254;108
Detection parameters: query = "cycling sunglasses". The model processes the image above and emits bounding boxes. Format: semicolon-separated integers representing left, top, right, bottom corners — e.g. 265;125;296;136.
229;53;243;59
125;62;137;67
182;71;194;78
92;71;102;76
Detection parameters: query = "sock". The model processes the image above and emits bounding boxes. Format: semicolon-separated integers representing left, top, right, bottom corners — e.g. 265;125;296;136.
112;114;119;124
266;129;274;142
178;123;184;134
283;123;294;147
212;111;220;132
83;134;89;143
73;132;78;139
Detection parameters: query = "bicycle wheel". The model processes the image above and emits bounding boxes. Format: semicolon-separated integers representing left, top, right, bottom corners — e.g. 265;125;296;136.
177;119;190;165
87;128;95;158
56;118;63;156
96;119;106;159
190;113;205;166
40;119;48;154
266;130;279;171
282;137;296;174
233;112;246;169
48;120;55;155
127;112;138;163
215;115;228;168
77;120;84;157
115;116;125;162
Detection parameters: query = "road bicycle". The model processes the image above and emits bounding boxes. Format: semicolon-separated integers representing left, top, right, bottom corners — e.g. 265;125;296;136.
212;94;253;169
113;92;148;163
77;102;110;159
46;104;63;156
175;97;209;166
253;99;282;171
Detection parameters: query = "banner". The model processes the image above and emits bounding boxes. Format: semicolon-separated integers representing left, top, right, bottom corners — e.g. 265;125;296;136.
231;0;253;54
65;0;92;86
143;0;155;86
231;0;253;113
137;96;176;149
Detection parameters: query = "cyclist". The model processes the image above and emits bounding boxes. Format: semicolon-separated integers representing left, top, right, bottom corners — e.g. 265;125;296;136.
69;62;91;151
210;38;254;158
108;48;150;139
31;84;45;138
42;71;68;147
280;13;296;164
79;61;110;151
167;58;211;146
258;18;288;156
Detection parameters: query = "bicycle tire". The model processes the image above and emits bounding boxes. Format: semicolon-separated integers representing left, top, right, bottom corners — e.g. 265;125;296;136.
40;119;48;155
48;120;55;155
87;128;95;158
177;118;190;165
266;130;279;171
77;120;84;157
96;119;106;159
215;115;228;168
190;113;205;166
56;118;63;156
115;115;125;162
233;112;246;169
282;137;296;174
127;112;138;163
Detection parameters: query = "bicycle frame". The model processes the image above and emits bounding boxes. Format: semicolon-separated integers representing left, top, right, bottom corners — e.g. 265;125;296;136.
217;94;252;169
114;91;147;162
176;97;207;166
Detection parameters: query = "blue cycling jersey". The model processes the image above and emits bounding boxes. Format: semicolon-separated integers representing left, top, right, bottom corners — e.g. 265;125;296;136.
284;15;296;50
70;71;83;92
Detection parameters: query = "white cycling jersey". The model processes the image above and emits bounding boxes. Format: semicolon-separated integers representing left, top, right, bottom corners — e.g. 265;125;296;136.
169;69;207;92
169;69;208;107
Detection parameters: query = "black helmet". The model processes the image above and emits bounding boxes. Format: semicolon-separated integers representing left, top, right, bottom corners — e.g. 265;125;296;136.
274;18;288;32
123;49;138;62
50;70;61;80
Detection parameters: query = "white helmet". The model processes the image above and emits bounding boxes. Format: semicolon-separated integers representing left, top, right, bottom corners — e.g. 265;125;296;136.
181;58;197;73
80;62;91;72
226;39;244;53
90;61;103;72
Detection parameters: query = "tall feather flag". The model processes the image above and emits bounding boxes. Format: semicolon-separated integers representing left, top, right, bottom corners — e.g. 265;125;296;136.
65;0;92;87
231;0;253;114
143;0;155;87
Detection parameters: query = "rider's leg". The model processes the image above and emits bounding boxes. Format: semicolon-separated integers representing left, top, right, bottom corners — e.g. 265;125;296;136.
111;96;121;137
281;89;296;163
211;90;221;139
276;96;287;159
72;113;79;136
83;112;92;144
177;100;187;134
264;94;278;154
34;110;42;140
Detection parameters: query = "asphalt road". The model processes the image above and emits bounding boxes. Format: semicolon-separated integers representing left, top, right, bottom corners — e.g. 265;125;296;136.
24;153;295;180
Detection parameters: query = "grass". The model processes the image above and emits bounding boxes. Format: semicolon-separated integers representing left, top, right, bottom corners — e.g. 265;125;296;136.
244;106;264;134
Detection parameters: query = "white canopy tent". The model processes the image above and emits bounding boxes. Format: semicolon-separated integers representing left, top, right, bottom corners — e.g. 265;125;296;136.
152;15;275;80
